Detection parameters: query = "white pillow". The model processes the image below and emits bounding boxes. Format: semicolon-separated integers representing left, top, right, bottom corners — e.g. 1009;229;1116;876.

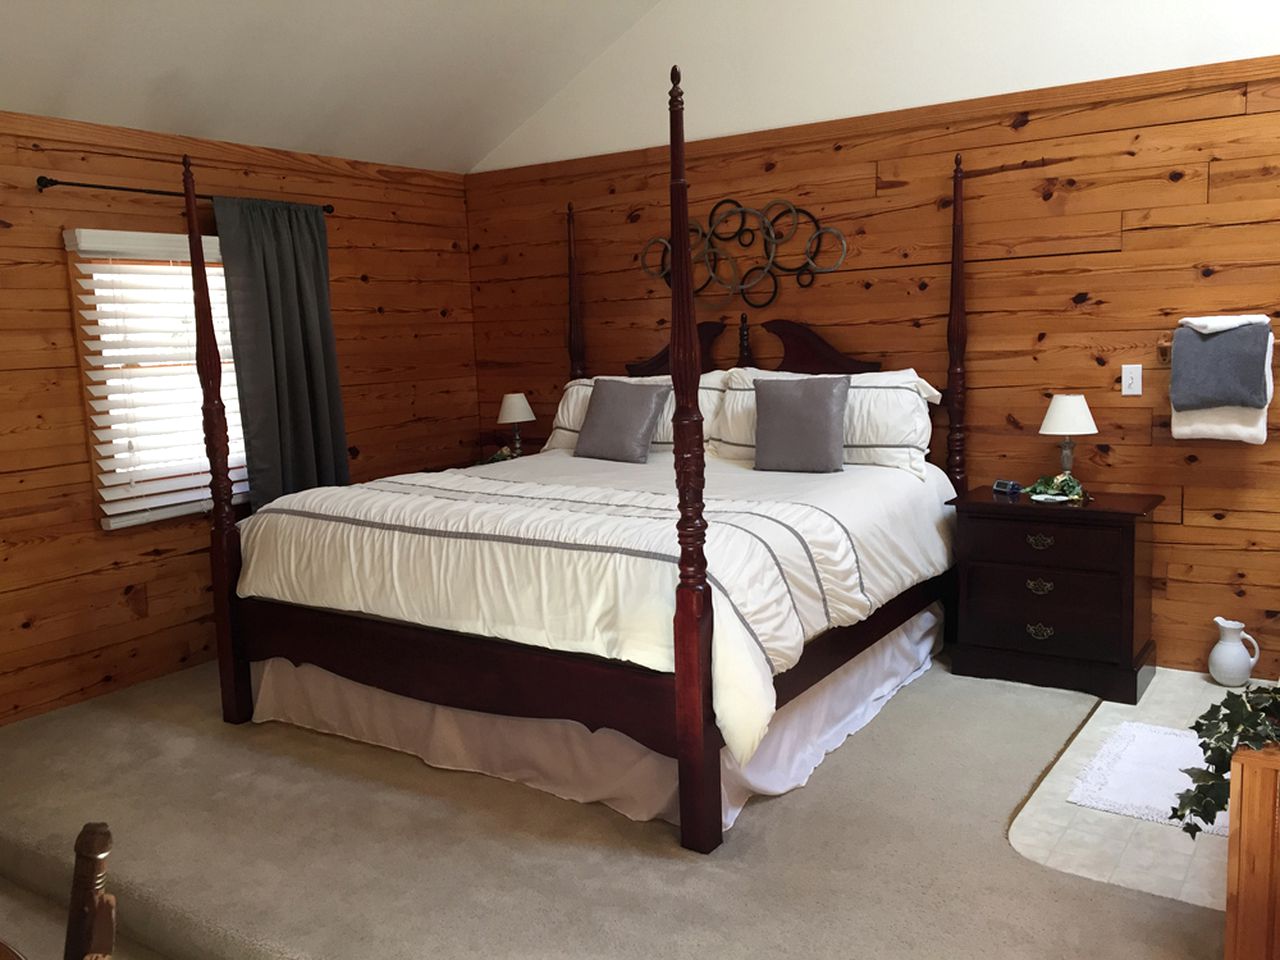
544;370;728;452
709;367;941;479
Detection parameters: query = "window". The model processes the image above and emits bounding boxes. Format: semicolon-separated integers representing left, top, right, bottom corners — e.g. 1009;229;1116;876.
64;229;248;530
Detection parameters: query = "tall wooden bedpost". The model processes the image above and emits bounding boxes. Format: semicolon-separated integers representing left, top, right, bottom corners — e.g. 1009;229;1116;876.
183;156;250;724
666;67;721;854
567;203;586;379
946;154;967;490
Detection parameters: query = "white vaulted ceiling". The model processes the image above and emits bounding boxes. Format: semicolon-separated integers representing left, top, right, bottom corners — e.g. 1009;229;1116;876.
5;0;1280;174
0;0;660;172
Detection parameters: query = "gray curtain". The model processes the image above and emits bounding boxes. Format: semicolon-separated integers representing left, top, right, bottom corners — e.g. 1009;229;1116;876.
212;197;349;511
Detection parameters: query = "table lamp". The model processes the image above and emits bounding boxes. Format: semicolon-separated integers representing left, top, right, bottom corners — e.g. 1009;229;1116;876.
497;392;535;457
1039;394;1097;477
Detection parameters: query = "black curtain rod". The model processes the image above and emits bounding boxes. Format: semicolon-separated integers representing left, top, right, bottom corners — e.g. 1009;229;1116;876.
34;175;336;214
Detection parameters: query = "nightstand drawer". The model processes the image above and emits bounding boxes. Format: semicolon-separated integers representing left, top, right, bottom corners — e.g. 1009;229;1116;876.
959;517;1123;572
959;605;1124;663
965;562;1121;617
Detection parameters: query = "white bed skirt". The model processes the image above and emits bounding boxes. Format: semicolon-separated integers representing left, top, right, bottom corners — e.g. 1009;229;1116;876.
251;603;941;830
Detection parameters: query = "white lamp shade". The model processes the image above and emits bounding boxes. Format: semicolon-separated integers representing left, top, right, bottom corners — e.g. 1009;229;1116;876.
1039;394;1098;436
497;392;535;425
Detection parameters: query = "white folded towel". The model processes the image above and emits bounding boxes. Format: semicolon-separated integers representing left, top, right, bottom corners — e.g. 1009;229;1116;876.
1179;314;1271;335
1171;315;1273;445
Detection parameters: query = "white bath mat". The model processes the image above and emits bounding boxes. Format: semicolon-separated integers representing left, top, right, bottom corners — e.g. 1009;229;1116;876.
1068;720;1229;836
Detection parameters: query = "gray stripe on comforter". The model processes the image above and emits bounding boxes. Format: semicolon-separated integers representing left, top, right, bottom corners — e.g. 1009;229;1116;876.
369;476;837;628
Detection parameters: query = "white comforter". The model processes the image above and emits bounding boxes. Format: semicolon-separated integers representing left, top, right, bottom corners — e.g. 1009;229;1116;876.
237;450;955;762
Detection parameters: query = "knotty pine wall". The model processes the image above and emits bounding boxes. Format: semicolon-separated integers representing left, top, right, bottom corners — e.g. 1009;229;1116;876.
0;112;476;723
465;56;1280;677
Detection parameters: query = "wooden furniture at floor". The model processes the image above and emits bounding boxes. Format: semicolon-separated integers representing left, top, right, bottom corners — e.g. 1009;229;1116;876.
183;67;970;853
64;823;114;960
0;823;115;960
949;488;1162;703
1228;745;1280;960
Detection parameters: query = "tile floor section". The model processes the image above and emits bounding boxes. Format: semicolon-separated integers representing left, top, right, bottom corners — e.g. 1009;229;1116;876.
1009;668;1238;910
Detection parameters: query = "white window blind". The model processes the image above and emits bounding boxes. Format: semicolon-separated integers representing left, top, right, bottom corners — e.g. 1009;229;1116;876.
65;229;249;530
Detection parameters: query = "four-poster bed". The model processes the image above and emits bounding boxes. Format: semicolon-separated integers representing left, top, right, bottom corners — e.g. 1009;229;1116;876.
183;66;968;853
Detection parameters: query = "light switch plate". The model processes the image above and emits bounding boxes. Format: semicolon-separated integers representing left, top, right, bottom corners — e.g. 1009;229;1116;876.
1121;363;1143;396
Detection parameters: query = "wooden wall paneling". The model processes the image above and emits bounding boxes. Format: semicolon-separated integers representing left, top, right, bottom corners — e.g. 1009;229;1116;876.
1208;155;1280;203
465;59;1280;674
0;110;476;724
1246;78;1280;114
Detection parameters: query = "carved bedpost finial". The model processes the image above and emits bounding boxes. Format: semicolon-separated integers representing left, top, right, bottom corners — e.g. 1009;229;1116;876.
669;65;683;110
954;153;963;175
65;823;115;960
737;313;754;367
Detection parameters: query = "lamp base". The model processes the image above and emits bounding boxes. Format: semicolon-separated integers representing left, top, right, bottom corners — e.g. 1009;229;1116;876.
1059;436;1075;474
511;423;523;458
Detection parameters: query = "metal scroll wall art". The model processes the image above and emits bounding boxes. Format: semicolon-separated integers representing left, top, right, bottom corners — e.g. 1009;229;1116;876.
640;198;847;309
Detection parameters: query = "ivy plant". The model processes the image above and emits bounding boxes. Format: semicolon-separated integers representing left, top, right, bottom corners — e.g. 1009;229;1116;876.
1171;684;1280;838
1026;473;1084;500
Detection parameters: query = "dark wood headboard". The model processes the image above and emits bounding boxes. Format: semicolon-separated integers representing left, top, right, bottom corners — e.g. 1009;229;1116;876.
562;155;967;489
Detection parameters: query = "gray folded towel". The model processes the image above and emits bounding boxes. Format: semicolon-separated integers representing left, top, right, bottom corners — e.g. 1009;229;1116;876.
1170;323;1271;411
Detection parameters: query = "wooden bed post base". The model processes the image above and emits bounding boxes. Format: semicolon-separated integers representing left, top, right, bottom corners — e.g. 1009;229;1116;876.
675;585;721;853
219;602;253;724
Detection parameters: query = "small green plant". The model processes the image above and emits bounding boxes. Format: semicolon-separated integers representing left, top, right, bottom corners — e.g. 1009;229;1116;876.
1026;473;1084;500
1171;684;1280;838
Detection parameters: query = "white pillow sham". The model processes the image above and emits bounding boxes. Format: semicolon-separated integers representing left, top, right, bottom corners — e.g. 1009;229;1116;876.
544;370;728;452
709;367;941;479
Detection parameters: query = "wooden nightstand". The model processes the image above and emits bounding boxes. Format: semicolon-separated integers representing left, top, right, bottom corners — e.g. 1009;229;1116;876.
947;487;1164;704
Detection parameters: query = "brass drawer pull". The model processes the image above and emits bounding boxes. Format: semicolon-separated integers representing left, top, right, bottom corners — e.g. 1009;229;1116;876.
1026;623;1055;641
1026;533;1055;550
1026;578;1054;595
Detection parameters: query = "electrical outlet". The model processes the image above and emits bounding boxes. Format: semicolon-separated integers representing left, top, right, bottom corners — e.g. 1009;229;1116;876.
1121;363;1143;396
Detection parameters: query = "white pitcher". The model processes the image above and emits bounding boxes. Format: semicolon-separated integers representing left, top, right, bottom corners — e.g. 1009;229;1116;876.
1208;616;1260;687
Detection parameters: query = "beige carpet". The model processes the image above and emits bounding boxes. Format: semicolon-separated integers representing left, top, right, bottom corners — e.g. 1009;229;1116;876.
0;661;1221;960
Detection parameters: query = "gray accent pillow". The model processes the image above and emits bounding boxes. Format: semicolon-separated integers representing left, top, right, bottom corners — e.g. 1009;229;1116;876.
573;380;672;463
754;376;849;473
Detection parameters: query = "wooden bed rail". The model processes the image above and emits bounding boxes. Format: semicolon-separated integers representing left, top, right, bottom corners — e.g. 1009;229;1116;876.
183;156;250;724
666;66;720;853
